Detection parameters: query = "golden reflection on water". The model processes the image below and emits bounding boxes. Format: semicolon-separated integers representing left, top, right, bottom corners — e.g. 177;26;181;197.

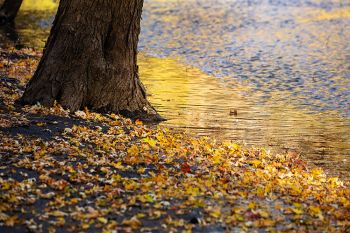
21;0;57;11
298;8;350;23
139;55;350;181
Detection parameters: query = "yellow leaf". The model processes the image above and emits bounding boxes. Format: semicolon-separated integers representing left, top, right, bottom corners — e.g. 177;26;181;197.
258;210;270;218
311;168;323;177
137;167;146;174
291;207;303;215
250;159;262;168
124;180;139;191
49;210;67;217
1;182;11;190
136;213;146;219
143;137;157;148
186;187;200;196
127;145;139;156
258;219;276;227
70;198;79;204
290;184;302;195
138;194;154;203
212;150;223;164
112;162;124;170
248;202;256;209
150;210;162;219
256;187;265;198
309;205;323;220
98;217;108;224
209;207;221;218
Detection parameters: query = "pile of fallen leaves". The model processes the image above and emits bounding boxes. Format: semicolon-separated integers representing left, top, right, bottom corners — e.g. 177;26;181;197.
0;48;349;232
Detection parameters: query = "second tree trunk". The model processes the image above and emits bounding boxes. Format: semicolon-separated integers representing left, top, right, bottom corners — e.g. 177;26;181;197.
0;0;23;24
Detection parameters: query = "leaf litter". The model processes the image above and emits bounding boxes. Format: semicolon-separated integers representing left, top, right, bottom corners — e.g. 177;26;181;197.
0;47;349;232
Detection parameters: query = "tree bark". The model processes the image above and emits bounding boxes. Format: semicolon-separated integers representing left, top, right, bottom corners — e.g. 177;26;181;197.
0;0;23;24
21;0;163;121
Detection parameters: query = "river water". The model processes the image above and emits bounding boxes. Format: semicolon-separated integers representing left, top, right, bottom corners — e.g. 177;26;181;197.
0;0;349;182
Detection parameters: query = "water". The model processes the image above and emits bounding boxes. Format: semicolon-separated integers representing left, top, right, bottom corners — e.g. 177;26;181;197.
141;0;350;115
0;0;349;181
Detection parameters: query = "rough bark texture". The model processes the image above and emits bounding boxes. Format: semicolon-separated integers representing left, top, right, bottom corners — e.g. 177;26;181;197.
21;0;163;121
0;0;23;24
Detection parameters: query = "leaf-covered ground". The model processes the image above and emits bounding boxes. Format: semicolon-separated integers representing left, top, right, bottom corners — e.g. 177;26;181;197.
0;48;349;233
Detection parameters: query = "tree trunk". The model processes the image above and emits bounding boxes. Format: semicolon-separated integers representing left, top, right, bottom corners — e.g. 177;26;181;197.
0;0;23;24
21;0;163;121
